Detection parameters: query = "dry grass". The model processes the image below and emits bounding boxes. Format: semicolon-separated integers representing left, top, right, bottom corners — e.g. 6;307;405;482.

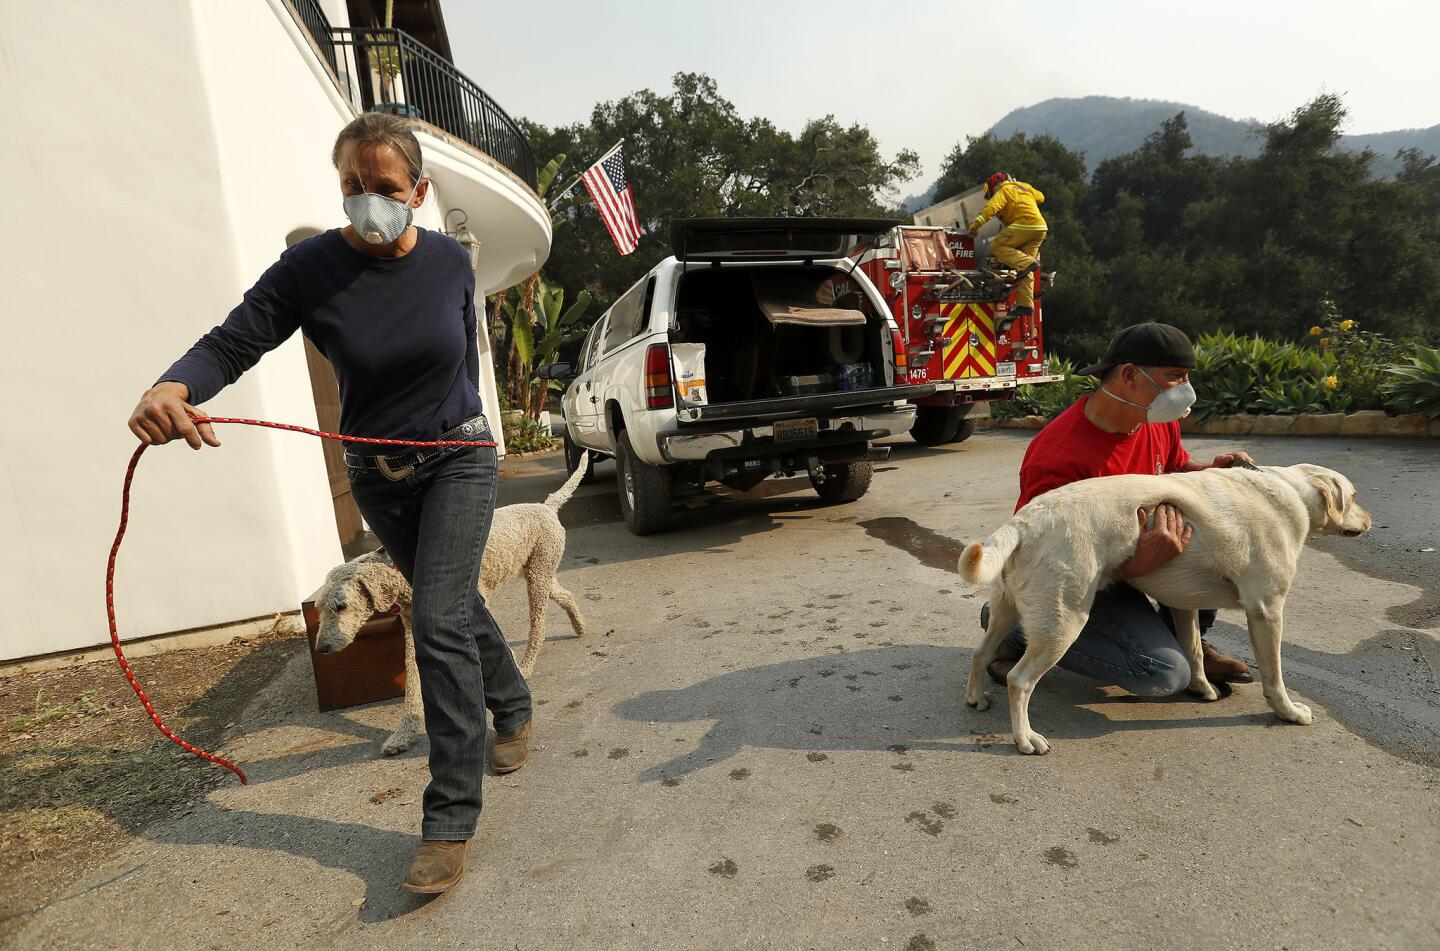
0;621;306;925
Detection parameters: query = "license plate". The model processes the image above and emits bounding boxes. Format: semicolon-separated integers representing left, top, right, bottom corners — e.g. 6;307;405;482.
774;417;818;442
995;361;1016;378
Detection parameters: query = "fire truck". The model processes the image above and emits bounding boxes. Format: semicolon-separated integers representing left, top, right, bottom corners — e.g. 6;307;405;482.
854;214;1065;444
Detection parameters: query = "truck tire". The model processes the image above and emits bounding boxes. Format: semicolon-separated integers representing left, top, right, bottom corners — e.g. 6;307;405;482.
811;460;872;504
615;430;671;535
910;405;964;445
563;429;595;484
951;416;978;444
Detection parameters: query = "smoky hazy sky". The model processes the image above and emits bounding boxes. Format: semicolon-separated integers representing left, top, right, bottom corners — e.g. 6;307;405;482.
454;0;1439;192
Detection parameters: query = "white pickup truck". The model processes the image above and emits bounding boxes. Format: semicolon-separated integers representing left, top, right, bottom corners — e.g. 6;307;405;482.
544;218;940;534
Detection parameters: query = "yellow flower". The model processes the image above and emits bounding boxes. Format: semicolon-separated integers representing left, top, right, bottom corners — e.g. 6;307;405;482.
1309;326;1322;336
1338;319;1354;331
1324;375;1339;390
1319;337;1330;347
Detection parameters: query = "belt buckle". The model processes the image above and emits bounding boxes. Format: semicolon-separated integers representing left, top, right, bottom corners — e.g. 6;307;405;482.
376;454;415;481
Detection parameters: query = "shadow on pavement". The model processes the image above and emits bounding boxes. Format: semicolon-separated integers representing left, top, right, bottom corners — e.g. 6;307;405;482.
1204;619;1440;769
881;438;994;462
146;806;437;923
123;651;451;922
615;644;1271;780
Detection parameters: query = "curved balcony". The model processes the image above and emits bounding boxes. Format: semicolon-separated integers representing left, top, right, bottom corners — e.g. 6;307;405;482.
329;27;536;190
288;3;550;291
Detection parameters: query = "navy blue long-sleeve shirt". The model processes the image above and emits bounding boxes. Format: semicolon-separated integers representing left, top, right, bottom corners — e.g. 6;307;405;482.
158;228;482;455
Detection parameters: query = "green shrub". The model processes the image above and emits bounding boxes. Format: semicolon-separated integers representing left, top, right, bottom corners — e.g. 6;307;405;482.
981;319;1430;424
501;409;557;453
1254;378;1351;416
1385;344;1440;418
1191;331;1265;418
1192;328;1353;418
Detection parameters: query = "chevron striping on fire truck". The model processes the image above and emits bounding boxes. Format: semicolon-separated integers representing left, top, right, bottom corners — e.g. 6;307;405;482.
852;219;1064;445
941;302;997;379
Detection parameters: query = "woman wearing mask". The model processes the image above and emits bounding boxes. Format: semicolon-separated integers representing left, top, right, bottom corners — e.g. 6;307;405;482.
127;112;531;895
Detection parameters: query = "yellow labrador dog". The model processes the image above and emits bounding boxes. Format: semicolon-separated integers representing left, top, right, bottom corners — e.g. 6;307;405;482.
959;463;1371;755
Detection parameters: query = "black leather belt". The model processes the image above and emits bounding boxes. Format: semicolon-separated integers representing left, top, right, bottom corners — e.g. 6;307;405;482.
345;414;490;480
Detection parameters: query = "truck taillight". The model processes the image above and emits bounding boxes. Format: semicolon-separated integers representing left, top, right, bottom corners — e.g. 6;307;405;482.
644;343;674;410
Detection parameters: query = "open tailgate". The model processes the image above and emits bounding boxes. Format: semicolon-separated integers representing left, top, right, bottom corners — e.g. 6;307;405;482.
671;217;901;263
676;383;939;424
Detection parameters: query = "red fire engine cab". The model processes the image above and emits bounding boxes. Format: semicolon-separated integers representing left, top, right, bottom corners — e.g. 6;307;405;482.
854;225;1064;444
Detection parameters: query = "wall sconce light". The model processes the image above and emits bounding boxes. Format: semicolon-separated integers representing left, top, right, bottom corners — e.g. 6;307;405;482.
444;208;482;272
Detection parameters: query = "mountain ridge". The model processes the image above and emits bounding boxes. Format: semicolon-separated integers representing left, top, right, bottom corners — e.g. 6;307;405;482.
903;96;1440;210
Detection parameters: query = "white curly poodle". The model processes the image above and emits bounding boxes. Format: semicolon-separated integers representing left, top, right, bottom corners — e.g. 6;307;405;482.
314;458;589;754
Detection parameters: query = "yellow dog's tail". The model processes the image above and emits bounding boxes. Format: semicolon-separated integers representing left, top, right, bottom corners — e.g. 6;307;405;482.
959;523;1021;586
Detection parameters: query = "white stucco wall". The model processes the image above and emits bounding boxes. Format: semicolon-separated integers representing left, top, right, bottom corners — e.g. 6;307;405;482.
0;0;543;661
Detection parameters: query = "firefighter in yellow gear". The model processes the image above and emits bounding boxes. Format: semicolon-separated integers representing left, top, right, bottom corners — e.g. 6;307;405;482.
968;172;1046;317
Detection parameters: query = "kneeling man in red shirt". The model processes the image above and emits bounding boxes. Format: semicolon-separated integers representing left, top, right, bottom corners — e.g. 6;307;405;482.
983;322;1253;691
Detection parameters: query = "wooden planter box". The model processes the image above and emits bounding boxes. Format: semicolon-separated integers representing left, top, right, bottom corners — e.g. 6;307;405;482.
302;588;407;711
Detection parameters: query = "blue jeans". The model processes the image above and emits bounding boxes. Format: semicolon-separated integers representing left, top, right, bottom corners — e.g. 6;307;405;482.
347;442;532;841
988;585;1216;696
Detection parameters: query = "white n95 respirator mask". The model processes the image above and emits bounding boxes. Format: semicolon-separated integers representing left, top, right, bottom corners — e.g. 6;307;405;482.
343;179;421;245
1102;367;1196;423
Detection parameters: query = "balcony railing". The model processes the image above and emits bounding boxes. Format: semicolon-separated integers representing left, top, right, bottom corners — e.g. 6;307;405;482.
290;0;339;76
329;27;538;190
284;3;538;190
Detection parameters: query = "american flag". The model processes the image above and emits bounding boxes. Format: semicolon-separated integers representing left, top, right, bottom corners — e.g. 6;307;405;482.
580;146;643;255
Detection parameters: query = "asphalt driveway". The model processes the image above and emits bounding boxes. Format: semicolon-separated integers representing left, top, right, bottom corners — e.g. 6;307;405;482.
14;431;1439;950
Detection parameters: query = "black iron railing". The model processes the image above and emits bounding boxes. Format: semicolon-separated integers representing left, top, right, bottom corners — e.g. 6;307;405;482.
289;0;339;76
329;27;537;189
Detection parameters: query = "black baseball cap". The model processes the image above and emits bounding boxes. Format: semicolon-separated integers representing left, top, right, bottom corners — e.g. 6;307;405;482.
1078;322;1197;376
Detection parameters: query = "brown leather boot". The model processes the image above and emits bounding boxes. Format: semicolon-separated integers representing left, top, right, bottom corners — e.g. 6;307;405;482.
403;839;467;894
987;640;1024;686
491;720;531;774
1202;641;1253;684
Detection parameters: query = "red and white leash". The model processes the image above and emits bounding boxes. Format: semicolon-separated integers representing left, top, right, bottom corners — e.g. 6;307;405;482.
106;416;497;784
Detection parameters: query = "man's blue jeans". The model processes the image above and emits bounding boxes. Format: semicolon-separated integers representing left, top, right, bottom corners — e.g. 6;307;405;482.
348;442;532;841
986;584;1216;696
